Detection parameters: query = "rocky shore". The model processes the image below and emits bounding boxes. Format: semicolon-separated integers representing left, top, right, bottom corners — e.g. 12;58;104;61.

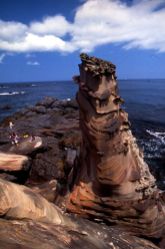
0;96;164;189
0;96;164;248
0;97;80;185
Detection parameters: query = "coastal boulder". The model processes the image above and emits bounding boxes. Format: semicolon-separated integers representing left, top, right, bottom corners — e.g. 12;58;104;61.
0;178;74;226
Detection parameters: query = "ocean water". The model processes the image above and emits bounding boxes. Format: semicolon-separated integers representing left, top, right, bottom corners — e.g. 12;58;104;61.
0;79;164;123
0;81;78;121
0;79;165;161
118;79;165;124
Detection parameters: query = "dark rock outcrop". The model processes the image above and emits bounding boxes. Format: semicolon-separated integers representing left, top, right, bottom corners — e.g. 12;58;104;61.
0;98;80;184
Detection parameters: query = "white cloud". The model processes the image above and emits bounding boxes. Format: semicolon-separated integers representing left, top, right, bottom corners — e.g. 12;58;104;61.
71;0;165;52
0;0;165;53
30;15;71;36
0;52;13;63
0;20;27;41
27;61;40;66
0;53;6;63
0;33;75;53
25;53;36;58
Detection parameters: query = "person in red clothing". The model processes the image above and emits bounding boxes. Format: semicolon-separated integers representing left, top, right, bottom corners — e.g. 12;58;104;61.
8;121;19;146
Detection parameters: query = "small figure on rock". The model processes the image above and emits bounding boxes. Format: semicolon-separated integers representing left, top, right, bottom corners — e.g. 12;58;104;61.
10;132;19;146
9;121;14;130
8;121;19;146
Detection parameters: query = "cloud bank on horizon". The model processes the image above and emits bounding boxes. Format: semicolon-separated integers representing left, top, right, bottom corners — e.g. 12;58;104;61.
0;0;165;55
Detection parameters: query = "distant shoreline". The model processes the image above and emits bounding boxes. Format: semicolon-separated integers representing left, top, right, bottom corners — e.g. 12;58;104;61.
0;80;74;85
0;78;165;84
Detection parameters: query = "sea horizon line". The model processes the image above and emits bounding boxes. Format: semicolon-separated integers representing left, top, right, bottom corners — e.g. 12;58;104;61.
0;78;165;84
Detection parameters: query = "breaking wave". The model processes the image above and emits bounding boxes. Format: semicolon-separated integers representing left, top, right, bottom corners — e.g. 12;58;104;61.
146;130;165;145
0;91;25;96
138;129;165;159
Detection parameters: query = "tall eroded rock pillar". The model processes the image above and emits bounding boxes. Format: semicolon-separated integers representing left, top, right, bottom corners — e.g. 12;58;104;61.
66;53;165;239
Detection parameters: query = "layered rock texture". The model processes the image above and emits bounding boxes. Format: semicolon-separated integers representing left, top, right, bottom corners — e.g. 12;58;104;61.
0;217;159;249
0;152;28;171
66;54;165;240
0;178;73;226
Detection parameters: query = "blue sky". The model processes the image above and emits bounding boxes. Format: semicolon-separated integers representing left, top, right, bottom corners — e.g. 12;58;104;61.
0;0;165;82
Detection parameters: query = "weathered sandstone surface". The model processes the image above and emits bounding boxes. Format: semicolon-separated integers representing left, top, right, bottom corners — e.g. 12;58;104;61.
65;54;165;245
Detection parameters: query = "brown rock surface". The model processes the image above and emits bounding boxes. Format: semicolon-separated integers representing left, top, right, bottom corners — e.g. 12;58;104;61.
0;152;28;171
0;217;159;249
8;136;42;155
0;178;74;226
0;174;159;249
65;54;165;242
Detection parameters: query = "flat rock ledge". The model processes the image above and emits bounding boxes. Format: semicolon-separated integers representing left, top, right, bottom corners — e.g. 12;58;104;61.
0;152;28;171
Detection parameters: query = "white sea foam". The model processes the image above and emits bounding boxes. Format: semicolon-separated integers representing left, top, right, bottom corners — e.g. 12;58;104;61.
0;91;25;96
146;129;165;145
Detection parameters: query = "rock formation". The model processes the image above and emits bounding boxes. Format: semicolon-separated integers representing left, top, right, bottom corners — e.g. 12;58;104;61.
0;217;159;249
0;168;159;249
0;152;28;171
65;53;165;240
8;136;42;155
0;178;74;227
0;97;80;185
